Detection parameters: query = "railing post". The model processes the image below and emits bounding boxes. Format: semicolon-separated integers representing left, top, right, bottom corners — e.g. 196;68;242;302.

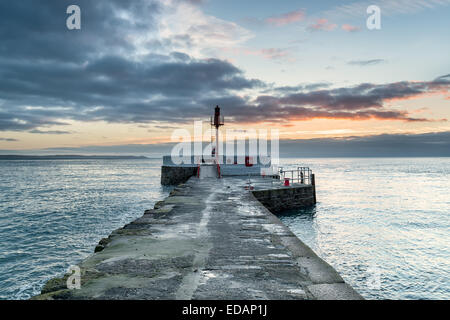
311;173;316;204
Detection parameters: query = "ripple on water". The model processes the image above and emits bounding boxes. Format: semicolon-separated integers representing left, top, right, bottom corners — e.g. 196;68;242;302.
0;159;169;300
0;158;449;300
279;158;450;300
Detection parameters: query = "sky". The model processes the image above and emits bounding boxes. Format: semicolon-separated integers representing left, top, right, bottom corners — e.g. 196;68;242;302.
0;0;449;155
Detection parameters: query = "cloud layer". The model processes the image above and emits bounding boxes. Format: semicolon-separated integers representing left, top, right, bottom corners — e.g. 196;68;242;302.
2;132;449;158
0;0;448;135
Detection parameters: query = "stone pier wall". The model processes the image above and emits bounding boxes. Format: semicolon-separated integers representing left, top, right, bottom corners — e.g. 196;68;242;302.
252;185;316;214
161;166;197;185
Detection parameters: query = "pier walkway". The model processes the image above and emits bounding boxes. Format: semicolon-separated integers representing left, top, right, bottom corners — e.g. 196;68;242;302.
35;177;362;300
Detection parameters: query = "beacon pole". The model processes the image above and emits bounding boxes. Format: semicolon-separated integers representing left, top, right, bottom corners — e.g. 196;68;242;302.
212;105;224;176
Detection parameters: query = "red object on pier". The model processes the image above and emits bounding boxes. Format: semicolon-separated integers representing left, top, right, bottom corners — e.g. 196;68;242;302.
284;178;290;186
245;156;253;167
217;163;221;178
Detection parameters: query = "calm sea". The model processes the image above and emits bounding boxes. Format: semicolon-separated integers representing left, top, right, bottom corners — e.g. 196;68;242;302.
279;157;449;300
0;158;448;300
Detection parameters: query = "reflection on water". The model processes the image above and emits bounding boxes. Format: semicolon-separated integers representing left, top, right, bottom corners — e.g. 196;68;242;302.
278;158;450;300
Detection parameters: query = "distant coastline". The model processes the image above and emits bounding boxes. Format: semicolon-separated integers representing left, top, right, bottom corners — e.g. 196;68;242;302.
1;154;449;160
0;155;150;160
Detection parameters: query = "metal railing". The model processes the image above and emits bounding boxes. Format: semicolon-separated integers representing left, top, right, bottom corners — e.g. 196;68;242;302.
278;167;313;185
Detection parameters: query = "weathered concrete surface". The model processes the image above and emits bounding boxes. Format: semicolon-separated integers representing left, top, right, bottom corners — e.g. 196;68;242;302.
34;177;362;300
199;164;218;179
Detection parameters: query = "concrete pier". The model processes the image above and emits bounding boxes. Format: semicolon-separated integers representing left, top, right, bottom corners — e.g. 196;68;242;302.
34;177;362;300
252;180;316;213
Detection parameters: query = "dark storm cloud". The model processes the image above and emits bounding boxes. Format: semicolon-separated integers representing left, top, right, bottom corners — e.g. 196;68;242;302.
0;0;160;62
0;1;263;131
0;110;69;132
0;1;448;132
224;79;449;123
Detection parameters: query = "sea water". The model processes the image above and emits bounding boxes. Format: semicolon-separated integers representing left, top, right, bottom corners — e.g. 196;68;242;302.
279;157;449;300
0;158;448;299
0;158;170;299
